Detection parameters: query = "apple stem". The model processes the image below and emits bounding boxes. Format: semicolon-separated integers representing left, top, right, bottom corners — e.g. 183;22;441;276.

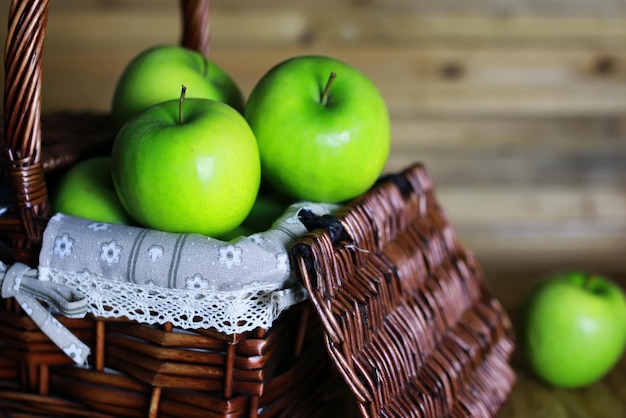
584;273;597;290
179;85;187;125
203;58;209;78
320;72;337;107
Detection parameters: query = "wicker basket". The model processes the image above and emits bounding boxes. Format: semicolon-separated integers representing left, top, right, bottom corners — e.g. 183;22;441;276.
0;0;516;417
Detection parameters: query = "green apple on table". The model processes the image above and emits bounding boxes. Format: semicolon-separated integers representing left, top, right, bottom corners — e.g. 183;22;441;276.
518;271;626;389
111;87;261;237
50;156;134;225
244;55;391;203
111;45;244;128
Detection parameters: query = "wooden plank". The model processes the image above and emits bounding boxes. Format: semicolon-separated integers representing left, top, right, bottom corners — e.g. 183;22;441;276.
205;46;626;88
386;116;626;183
305;15;626;47
460;222;626;261
388;151;626;187
380;82;626;118
44;0;626;20
364;0;626;18
4;7;626;50
436;185;626;224
38;9;307;50
18;46;626;117
389;117;626;152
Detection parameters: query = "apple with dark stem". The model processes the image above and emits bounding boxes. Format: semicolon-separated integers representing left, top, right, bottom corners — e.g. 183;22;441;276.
244;55;391;203
111;86;260;236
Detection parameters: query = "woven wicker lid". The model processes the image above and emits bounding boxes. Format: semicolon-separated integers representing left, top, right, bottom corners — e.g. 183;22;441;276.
291;163;516;417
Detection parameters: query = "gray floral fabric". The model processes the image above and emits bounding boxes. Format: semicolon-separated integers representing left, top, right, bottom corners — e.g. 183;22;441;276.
39;202;338;292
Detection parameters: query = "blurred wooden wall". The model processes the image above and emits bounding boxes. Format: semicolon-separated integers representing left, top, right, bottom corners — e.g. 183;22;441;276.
1;0;625;275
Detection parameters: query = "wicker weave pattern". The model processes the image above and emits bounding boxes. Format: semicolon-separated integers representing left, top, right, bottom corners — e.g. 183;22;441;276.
0;303;340;417
3;0;50;253
293;164;516;417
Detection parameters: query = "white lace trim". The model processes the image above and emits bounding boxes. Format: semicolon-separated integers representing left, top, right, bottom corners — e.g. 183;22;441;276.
42;267;308;334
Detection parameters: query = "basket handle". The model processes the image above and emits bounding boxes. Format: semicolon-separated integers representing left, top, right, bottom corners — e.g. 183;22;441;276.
3;0;49;245
2;0;210;246
180;0;211;57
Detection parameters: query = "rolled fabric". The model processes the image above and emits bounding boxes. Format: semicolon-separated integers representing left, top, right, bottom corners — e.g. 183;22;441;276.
37;202;339;334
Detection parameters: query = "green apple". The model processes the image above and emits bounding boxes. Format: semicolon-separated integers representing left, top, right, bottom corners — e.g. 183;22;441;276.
110;88;261;237
111;44;244;128
519;271;626;388
241;192;290;233
244;55;391;203
50;156;134;225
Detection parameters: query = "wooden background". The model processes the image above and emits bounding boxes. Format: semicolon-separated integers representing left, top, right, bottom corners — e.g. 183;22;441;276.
1;1;625;416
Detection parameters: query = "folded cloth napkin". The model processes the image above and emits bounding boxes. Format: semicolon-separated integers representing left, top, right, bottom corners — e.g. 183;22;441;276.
39;201;339;328
41;202;338;292
2;201;339;365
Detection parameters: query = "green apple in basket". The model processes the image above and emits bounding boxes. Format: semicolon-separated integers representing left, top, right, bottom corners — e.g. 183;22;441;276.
519;271;626;388
241;191;291;233
50;156;134;225
111;45;244;128
244;55;391;203
111;87;261;237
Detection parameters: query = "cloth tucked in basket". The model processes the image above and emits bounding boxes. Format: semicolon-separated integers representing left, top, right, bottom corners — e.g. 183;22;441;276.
1;201;338;365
